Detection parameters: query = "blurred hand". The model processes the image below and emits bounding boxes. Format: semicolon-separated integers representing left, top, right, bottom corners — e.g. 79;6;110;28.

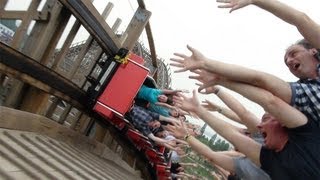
170;45;206;73
189;69;220;84
202;99;220;111
217;0;253;13
166;120;189;139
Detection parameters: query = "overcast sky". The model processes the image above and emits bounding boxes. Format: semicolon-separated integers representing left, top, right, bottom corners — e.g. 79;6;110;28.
92;0;320;137
6;0;320;137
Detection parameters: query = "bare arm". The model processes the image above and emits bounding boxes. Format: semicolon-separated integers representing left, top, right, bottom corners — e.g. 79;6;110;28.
180;135;236;172
169;90;262;166
219;80;307;128
147;133;169;145
253;0;320;49
215;86;261;133
217;0;320;48
159;115;179;124
171;49;292;103
202;99;242;124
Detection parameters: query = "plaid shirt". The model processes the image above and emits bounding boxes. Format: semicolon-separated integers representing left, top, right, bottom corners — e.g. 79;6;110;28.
290;64;320;125
129;105;160;136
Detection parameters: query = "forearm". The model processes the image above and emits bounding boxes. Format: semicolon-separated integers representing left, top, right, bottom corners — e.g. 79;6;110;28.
219;80;307;128
218;106;242;123
186;135;235;172
217;88;260;133
148;134;168;144
202;58;291;103
253;0;320;48
159;116;179;124
174;138;188;145
195;106;261;165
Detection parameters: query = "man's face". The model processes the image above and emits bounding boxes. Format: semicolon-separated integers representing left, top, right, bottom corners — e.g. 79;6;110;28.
284;44;318;79
158;95;168;102
257;113;287;150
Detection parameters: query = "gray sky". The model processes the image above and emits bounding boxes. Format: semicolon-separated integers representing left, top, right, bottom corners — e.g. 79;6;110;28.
90;0;320;137
7;0;320;137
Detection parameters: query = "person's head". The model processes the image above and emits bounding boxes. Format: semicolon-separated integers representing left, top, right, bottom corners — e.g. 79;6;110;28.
178;115;186;121
154;127;168;138
158;94;168;103
257;113;288;151
284;39;320;79
148;120;161;129
169;109;179;117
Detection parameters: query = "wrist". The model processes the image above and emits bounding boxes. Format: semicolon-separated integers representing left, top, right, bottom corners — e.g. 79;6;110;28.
184;133;192;141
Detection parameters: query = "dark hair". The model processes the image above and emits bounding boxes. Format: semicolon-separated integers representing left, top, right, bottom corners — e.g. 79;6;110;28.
152;126;164;135
295;39;320;60
166;95;174;105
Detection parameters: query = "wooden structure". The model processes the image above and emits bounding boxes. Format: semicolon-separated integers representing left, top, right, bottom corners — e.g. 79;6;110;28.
0;0;171;179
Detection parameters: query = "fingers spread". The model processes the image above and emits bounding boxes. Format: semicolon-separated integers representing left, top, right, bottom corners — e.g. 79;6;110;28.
173;53;187;58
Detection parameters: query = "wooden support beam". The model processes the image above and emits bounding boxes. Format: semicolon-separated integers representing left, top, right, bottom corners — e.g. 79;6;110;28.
0;0;8;10
0;43;87;110
10;0;42;50
0;10;49;21
122;7;151;50
58;0;121;54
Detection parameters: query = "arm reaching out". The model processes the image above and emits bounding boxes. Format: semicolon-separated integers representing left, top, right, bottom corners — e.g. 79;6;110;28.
219;79;307;128
217;0;320;49
171;90;262;166
202;99;243;124
213;86;261;133
171;50;292;103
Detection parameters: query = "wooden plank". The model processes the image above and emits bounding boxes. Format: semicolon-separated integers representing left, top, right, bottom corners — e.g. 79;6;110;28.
10;0;41;49
22;0;71;62
67;3;115;79
0;10;49;20
0;43;87;110
58;0;121;54
0;0;8;10
112;18;122;32
51;20;82;72
122;7;151;50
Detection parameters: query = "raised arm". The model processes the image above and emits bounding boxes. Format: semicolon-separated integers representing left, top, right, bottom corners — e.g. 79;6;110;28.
214;86;261;133
202;99;242;124
148;133;170;145
217;0;320;49
166;123;237;172
170;90;262;166
171;48;292;103
218;79;307;128
159;115;179;124
161;88;188;95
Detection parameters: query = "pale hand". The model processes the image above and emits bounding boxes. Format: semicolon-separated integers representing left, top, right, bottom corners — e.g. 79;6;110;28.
217;0;253;13
170;45;206;73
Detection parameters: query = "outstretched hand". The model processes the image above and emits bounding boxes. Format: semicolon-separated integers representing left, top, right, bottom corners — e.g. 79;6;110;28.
202;99;220;111
217;0;253;13
165;119;189;139
196;82;219;94
173;90;201;113
189;69;220;84
170;45;206;73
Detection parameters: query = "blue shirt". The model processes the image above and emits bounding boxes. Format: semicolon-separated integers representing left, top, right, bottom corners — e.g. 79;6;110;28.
148;103;170;117
137;85;162;103
289;64;320;125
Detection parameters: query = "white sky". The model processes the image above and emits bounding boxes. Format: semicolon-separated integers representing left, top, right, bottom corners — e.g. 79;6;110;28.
6;0;320;137
104;0;320;137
